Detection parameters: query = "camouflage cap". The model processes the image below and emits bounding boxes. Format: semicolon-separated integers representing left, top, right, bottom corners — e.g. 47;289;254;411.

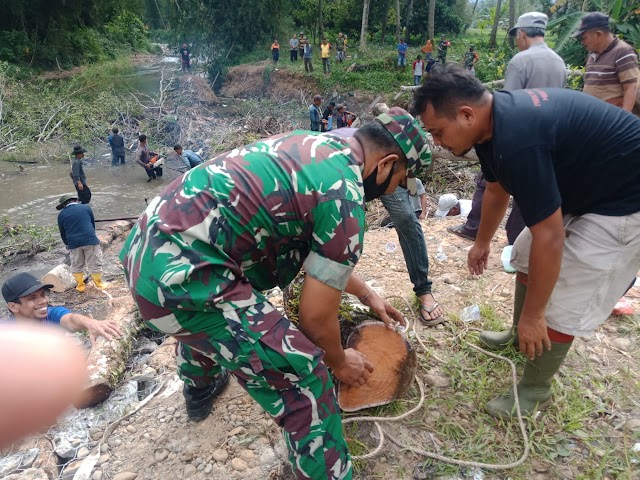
375;107;432;195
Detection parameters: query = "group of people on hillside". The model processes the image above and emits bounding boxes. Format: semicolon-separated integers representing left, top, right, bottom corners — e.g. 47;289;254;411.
273;32;349;74
7;10;640;479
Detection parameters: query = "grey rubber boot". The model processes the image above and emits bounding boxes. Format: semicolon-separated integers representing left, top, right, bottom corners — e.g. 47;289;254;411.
480;280;526;350
485;340;573;419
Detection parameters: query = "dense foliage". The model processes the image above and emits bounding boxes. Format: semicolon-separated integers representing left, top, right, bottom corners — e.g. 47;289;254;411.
1;0;151;67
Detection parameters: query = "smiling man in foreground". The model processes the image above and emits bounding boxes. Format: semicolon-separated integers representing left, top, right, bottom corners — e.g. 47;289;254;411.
414;65;640;418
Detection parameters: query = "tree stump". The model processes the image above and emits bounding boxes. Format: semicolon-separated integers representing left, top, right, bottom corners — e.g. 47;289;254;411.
74;296;143;408
338;321;417;412
41;264;77;292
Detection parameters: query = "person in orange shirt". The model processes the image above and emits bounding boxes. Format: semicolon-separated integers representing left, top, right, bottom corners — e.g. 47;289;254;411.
421;39;433;60
271;39;280;66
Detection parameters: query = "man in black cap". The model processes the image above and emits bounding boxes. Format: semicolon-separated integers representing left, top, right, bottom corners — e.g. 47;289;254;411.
71;146;91;204
572;12;639;113
2;272;121;344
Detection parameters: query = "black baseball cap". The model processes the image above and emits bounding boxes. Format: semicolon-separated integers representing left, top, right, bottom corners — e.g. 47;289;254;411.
571;12;610;38
2;273;53;303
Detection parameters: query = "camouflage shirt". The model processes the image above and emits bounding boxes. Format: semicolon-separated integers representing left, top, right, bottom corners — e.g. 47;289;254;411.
120;131;366;311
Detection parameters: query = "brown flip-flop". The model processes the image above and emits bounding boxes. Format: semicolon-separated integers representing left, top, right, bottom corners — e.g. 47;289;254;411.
447;224;476;242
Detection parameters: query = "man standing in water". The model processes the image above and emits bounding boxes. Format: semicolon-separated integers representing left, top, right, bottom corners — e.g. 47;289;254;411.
70;145;91;204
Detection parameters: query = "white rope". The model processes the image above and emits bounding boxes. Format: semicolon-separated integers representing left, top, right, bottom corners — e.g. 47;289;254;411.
343;295;530;470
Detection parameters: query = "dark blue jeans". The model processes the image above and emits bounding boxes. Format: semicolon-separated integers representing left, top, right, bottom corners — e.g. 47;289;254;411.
111;152;126;165
380;187;432;296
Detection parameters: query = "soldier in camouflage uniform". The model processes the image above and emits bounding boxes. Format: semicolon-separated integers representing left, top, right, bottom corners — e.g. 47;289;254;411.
120;107;430;480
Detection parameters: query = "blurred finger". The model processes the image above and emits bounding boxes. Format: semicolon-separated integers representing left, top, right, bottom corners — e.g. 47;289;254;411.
364;358;374;373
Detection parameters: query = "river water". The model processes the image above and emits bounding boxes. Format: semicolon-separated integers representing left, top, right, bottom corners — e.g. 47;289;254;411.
0;56;215;227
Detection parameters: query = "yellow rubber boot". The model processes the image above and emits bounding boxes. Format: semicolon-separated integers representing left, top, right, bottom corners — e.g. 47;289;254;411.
91;273;107;290
73;273;86;293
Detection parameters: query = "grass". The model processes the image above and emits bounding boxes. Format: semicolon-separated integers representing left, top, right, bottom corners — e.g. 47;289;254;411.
340;292;640;478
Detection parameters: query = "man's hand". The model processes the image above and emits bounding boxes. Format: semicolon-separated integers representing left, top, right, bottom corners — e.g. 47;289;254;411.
77;182;84;190
518;312;551;361
86;318;122;346
419;211;426;220
145;163;153;169
468;242;490;275
361;290;406;328
331;348;373;386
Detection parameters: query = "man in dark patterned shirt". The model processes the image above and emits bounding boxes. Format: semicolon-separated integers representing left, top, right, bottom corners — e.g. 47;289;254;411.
120;108;430;479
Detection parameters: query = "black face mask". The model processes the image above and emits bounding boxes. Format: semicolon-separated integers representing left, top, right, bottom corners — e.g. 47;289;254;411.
363;165;394;202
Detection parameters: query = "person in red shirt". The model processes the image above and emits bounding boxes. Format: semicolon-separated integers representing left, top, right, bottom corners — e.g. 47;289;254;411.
412;55;425;85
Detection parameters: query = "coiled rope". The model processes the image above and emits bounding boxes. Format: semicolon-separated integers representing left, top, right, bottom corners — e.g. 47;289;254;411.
342;295;530;470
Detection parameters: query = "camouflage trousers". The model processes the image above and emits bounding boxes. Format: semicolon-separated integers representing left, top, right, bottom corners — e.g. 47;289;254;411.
132;287;352;480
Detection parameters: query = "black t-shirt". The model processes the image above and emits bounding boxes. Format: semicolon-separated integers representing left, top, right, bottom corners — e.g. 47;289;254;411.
476;88;640;227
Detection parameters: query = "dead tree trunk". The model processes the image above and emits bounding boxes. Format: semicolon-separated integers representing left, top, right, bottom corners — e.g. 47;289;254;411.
75;297;143;408
360;0;371;48
508;0;516;48
428;0;435;42
395;0;402;42
489;0;504;48
97;220;135;250
380;0;391;44
42;264;77;292
318;0;324;41
471;0;480;18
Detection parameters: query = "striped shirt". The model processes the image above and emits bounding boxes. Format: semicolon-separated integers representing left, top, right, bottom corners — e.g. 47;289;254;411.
583;37;639;107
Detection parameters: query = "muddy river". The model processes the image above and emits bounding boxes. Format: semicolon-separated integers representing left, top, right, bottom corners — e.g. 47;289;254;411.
0;56;229;227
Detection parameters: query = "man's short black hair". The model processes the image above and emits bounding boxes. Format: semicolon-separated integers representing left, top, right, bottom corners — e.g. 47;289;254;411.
139;134;147;143
355;121;405;162
329;101;336;107
174;144;182;151
519;26;546;38
112;127;119;134
411;64;487;119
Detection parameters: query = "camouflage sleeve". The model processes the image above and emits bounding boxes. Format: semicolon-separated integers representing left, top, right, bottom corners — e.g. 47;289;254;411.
303;199;365;291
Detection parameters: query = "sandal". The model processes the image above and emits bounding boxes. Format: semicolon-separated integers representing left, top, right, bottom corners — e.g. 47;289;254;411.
447;224;476;242
419;303;444;326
